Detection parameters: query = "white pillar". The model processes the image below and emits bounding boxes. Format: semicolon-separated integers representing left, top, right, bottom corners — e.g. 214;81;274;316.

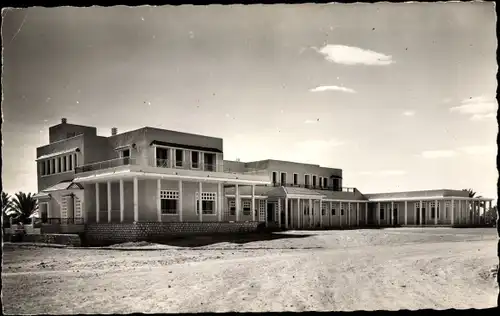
340;201;343;227
297;199;302;228
355;202;359;226
278;199;282;228
156;179;162;222
251;185;256;222
198;182;203;222
391;201;394;226
347;202;351;227
95;183;100;223
434;199;438;225
217;182;222;222
329;201;333;227
309;199;313;228
107;181;112;223
419;200;423;226
169;148;174;168
365;202;368;225
235;184;240;222
451;198;455;226
178;180;183;222
285;197;289;229
119;179;124;223
133;177;138;222
404;200;408;226
377;202;380;226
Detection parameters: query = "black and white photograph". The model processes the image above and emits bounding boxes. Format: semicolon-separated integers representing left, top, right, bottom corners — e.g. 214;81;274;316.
1;2;499;314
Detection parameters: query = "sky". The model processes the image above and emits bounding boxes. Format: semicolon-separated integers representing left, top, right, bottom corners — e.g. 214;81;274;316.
1;3;498;201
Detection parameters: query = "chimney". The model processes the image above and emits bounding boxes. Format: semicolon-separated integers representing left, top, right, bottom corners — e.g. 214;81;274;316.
61;118;67;124
111;127;118;136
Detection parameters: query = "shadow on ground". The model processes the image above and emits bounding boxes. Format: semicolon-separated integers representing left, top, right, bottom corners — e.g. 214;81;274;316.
149;232;313;248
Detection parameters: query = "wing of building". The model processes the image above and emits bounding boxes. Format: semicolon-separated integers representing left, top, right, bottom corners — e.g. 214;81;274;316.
34;119;493;236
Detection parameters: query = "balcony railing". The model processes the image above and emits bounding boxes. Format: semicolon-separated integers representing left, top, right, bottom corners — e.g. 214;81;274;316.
75;157;136;174
152;159;268;175
269;182;353;192
42;217;84;225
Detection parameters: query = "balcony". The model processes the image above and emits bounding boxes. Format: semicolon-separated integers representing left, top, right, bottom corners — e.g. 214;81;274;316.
152;159;268;175
75;157;136;174
268;182;355;192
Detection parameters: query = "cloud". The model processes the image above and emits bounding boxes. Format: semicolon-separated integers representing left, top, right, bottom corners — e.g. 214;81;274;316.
442;98;452;104
309;85;356;93
458;145;496;156
421;150;457;159
313;44;394;66
402;110;415;116
359;170;407;176
449;95;497;120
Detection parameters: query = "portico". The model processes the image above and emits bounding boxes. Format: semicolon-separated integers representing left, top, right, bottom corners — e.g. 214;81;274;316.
74;168;269;224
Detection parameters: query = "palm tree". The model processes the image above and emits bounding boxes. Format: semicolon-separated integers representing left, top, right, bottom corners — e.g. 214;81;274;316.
2;192;14;233
10;192;38;224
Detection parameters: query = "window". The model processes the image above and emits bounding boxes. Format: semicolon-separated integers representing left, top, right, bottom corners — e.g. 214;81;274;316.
175;149;183;167
40;161;46;176
323;177;328;188
303;204;309;215
321;202;327;216
243;201;251;216
293;173;298;186
312;175;317;187
380;205;385;220
229;200;236;215
341;208;344;216
122;149;130;158
331;207;336;216
62;156;67;172
156;147;169;167
272;172;278;184
429;202;440;219
160;190;179;214
203;153;215;171
319;177;323;188
195;192;216;215
280;172;287;185
191;151;200;169
304;174;310;187
68;155;73;170
51;159;56;174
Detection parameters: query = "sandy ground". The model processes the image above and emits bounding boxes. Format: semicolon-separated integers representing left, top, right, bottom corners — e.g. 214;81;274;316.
2;228;498;314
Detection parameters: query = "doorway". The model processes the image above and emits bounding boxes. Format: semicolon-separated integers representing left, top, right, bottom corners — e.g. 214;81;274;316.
267;203;275;223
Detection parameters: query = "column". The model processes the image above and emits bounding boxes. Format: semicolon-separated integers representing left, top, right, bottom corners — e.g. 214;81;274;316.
365;202;368;225
298;198;301;229
377;202;380;226
340;201;343;227
391;201;394;226
95;183;100;223
251;185;256;222
419;200;423;226
356;202;360;226
319;201;323;228
451;198;455;226
169;148;174;168
309;199;313;228
235;184;240;222
119;179;124;223
156;179;162;222
488;200;492;224
278;199;282;227
217;182;222;222
285;197;289;229
133;177;138;222
404;201;408;226
198;182;203;222
434;199;438;225
347;202;351;227
107;181;112;223
179;180;183;222
329;201;333;227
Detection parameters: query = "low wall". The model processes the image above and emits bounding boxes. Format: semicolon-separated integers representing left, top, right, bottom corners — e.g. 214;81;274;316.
83;221;264;246
4;233;81;246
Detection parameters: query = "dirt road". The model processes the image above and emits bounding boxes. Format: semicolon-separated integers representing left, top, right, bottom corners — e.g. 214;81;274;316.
2;228;498;314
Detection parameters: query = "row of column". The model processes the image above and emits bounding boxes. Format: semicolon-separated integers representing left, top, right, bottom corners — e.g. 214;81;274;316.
95;179;257;223
280;198;369;229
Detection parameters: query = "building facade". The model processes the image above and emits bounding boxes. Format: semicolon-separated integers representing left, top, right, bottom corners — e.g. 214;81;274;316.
34;119;494;232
